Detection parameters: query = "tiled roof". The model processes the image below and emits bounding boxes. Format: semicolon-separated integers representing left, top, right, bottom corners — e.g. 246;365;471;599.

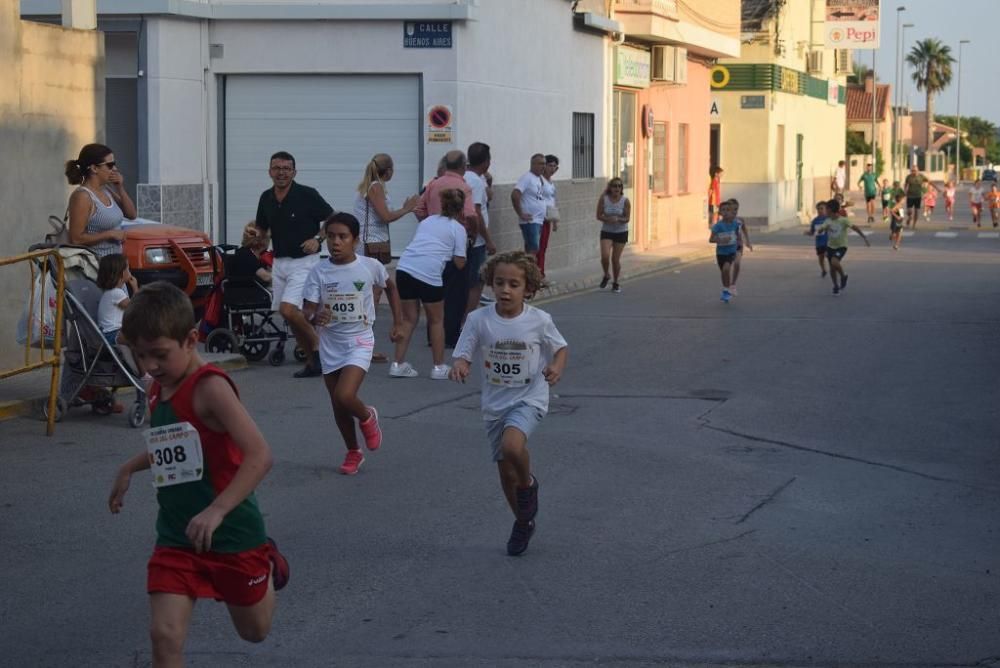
742;0;782;31
846;83;891;122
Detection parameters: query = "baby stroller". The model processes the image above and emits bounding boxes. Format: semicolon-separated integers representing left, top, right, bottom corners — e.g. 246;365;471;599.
30;245;147;428
203;245;295;366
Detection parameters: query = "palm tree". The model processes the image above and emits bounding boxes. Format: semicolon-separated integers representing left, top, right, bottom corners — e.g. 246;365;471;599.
849;62;871;85
907;38;955;155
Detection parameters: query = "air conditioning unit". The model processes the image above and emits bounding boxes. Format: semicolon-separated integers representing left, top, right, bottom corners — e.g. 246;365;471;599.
806;50;823;74
651;45;676;82
835;48;853;74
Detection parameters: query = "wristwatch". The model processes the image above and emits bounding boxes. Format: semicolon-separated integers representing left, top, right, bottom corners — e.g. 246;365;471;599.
314;235;324;243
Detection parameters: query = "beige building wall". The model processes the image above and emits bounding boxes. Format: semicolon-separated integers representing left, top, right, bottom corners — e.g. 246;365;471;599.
0;0;103;369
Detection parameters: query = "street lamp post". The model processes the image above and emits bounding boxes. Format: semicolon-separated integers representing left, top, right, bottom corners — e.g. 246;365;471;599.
955;39;971;182
893;7;905;181
898;23;914;172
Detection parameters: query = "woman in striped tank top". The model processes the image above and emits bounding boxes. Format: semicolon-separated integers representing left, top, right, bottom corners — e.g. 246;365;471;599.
65;143;137;258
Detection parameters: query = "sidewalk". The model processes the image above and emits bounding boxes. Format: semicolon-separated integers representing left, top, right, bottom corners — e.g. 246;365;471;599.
0;351;246;425
0;240;717;425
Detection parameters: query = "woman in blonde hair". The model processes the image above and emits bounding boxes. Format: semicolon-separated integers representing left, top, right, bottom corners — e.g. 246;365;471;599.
354;154;419;362
354;153;420;264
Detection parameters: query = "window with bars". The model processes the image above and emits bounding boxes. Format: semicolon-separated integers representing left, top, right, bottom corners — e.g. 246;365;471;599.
572;112;595;179
678;123;690;193
653;122;668;194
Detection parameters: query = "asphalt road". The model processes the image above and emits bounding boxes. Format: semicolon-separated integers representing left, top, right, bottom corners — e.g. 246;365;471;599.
1;227;998;668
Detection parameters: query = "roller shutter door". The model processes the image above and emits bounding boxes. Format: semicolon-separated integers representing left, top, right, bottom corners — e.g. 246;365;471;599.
224;74;420;255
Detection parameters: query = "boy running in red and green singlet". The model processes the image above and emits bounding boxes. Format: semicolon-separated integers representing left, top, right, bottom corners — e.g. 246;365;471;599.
108;281;288;667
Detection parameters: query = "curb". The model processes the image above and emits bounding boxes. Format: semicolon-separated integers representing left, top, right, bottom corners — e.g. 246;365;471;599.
0;353;247;424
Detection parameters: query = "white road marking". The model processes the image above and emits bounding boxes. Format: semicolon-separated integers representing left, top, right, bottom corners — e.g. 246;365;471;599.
901;230;915;237
978;232;1000;239
934;232;958;238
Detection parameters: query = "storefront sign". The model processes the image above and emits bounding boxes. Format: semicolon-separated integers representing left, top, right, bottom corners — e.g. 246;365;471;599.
615;46;650;89
824;0;880;49
404;21;453;48
740;95;765;109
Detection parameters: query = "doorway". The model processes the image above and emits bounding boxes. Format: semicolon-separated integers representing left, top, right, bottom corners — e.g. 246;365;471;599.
710;124;721;172
796;134;804;213
612;89;637;242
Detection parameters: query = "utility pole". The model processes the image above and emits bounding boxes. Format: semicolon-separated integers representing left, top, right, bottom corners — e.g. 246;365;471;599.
892;5;906;181
955;39;970;182
872;50;878;175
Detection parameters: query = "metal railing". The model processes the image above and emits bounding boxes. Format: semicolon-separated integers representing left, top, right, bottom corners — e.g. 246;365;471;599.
0;249;66;435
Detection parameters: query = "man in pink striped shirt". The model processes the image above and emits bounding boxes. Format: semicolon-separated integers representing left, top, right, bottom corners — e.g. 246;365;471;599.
414;150;477;234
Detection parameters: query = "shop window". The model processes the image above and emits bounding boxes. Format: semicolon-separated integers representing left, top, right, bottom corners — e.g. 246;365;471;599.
776;124;786;180
678;123;690;193
653;122;668;194
572;112;595;179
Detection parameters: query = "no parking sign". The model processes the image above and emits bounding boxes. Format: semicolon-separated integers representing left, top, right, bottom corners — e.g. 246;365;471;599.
426;104;453;143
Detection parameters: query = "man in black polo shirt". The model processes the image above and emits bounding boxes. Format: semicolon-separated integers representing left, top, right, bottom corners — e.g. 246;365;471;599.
255;151;333;377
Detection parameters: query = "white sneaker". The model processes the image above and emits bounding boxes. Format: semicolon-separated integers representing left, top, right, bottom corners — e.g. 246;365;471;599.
430;364;450;380
389;362;418;378
729;286;738;296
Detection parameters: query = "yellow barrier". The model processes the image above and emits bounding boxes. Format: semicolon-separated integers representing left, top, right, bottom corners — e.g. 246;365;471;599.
0;249;66;435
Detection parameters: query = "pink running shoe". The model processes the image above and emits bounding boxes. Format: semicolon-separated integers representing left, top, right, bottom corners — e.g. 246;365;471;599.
339;449;364;475
360;406;382;451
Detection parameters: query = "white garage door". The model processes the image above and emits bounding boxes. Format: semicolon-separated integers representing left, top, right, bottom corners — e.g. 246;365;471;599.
224;74;421;255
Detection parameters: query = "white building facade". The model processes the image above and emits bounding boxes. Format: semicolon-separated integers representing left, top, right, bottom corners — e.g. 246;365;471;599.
23;0;612;267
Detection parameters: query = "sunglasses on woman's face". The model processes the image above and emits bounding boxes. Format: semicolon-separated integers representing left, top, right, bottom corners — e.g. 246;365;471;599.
97;161;117;170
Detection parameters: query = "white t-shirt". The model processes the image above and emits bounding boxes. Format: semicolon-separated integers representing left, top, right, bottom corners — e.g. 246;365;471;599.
835;166;846;189
464;171;489;248
970;186;985;204
396;214;467;286
453;303;568;419
303;256;388;335
514;171;547;225
542;177;557;212
98;287;128;333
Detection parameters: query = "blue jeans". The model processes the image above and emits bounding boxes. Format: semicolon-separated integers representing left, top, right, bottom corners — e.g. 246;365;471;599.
519;223;542;252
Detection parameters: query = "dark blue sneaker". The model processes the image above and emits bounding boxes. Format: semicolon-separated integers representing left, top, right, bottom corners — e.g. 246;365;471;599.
840;274;849;290
507;520;536;556
516;476;539;522
833;285;840;296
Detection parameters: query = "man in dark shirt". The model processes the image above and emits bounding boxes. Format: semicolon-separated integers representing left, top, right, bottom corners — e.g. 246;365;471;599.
255;151;333;377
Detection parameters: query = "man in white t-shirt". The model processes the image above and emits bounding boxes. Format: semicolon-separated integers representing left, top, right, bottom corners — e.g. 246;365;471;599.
511;154;548;258
464;142;496;319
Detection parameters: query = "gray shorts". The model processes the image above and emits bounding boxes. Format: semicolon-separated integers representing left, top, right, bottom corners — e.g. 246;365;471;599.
485;402;545;462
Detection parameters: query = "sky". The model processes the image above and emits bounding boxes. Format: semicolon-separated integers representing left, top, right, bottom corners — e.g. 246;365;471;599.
870;0;995;124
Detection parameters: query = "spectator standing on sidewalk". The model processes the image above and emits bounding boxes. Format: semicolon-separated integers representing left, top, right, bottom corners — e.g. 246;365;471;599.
832;160;847;197
463;142;497;322
536;155;560;276
255;151;334;378
511;154;548;261
414;150;477;348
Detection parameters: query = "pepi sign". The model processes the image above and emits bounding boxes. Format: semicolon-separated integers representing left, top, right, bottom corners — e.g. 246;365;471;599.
825;0;880;49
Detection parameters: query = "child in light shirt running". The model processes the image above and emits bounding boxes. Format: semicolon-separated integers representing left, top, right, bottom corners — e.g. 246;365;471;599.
449;251;568;557
943;181;957;221
302;213;403;475
814;199;870;295
922;186;938;222
969;180;985;227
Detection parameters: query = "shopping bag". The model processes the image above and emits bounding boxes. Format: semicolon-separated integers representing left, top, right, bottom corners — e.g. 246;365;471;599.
16;270;59;347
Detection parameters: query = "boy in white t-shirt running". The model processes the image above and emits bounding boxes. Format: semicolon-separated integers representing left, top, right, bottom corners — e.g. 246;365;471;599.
449;251;568;556
302;213;403;475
